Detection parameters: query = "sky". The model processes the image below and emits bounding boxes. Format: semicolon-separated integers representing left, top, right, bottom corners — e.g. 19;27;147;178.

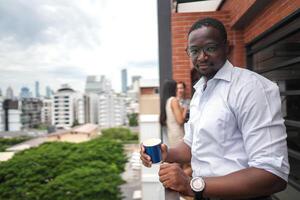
0;0;159;96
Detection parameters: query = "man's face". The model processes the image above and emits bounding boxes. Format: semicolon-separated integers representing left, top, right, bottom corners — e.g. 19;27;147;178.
187;26;228;80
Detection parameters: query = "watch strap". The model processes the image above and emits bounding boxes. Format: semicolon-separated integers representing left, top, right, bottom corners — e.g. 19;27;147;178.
194;190;203;200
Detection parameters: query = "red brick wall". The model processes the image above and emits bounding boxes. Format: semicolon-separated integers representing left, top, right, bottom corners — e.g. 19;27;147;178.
171;0;299;98
219;0;300;43
220;0;256;27
243;0;300;43
171;11;244;98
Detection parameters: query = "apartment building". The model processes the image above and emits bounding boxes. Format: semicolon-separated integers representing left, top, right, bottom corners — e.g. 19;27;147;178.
20;98;43;129
84;93;98;124
98;92;126;128
52;85;85;129
2;100;22;131
85;75;112;94
41;98;52;125
84;75;113;124
0;96;4;131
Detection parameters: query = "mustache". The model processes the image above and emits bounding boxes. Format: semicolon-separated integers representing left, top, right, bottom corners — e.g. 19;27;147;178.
196;62;214;67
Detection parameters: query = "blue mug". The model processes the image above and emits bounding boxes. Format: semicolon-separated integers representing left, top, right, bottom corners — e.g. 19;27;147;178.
143;138;162;164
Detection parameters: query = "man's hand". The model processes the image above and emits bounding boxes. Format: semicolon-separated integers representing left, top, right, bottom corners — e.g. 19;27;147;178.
140;143;168;167
159;163;194;196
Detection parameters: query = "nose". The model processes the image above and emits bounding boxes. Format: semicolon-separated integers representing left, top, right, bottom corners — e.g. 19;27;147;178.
196;50;208;61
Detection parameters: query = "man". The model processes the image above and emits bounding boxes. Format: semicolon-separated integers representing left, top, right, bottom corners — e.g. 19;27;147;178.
140;17;289;200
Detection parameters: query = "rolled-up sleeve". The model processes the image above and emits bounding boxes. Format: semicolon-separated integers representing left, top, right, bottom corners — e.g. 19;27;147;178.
235;79;290;181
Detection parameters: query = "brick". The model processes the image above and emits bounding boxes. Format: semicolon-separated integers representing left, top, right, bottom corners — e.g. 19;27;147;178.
170;0;295;96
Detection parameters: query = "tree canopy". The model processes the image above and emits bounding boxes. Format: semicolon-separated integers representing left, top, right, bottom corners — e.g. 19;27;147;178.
0;137;127;200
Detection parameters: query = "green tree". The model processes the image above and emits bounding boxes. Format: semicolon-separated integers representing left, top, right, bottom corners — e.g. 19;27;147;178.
101;127;138;142
128;113;138;127
72;119;80;127
0;137;30;152
0;137;126;200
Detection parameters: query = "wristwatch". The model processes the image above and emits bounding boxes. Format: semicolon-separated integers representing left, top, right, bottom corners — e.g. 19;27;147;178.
190;177;205;200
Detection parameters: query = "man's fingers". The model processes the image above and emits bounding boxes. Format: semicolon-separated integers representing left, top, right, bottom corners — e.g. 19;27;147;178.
159;174;170;183
162;180;171;188
142;160;152;167
160;162;180;170
140;142;153;167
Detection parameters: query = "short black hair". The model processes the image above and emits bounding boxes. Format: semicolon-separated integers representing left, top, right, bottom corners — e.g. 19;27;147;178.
188;17;227;42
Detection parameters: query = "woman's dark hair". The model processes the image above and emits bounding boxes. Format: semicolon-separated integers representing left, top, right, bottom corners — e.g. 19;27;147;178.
159;79;177;126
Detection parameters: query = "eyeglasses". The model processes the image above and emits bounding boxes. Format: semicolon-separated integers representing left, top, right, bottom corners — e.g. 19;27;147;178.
186;43;221;58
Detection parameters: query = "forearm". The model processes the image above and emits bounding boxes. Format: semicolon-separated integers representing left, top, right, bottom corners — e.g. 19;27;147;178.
201;167;287;199
165;140;191;164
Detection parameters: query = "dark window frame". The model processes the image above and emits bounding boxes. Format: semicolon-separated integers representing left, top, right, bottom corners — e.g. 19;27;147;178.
246;9;300;192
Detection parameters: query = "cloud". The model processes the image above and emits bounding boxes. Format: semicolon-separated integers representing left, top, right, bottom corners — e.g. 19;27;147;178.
128;60;158;68
0;0;158;95
0;0;101;48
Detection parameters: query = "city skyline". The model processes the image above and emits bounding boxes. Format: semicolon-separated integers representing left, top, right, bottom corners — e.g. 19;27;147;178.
0;72;147;98
0;0;159;94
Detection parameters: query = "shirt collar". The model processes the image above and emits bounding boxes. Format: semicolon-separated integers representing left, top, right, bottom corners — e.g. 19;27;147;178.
193;60;233;90
212;60;233;82
193;76;206;90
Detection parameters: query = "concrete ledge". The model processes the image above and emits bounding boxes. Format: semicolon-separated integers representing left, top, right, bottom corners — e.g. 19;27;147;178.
139;114;159;123
142;174;160;182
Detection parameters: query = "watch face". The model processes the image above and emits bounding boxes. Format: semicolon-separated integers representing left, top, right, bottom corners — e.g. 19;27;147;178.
191;177;205;192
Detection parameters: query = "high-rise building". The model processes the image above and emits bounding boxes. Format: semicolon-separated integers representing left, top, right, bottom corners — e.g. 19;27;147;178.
20;87;32;99
85;76;101;94
0;96;4;131
85;75;112;94
85;75;112;124
76;95;85;125
126;76;141;114
6;86;14;99
52;84;86;129
41;98;52;125
46;86;53;98
35;81;40;98
121;69;127;93
3;99;22;131
20;98;43;129
85;93;98;124
99;75;112;93
98;92;126;128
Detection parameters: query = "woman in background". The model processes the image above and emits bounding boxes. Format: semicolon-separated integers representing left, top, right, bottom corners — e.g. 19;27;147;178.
160;80;187;147
176;81;190;109
176;81;191;122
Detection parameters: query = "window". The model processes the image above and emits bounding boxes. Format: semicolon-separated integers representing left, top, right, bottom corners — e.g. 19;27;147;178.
247;11;300;192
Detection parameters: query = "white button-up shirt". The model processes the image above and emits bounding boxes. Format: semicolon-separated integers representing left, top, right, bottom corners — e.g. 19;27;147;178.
184;60;290;181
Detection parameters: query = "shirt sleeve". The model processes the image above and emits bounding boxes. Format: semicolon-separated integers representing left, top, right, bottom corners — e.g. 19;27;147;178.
183;122;192;147
234;79;290;181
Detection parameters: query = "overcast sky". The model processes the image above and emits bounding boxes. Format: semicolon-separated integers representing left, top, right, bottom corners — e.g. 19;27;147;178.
0;0;158;96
